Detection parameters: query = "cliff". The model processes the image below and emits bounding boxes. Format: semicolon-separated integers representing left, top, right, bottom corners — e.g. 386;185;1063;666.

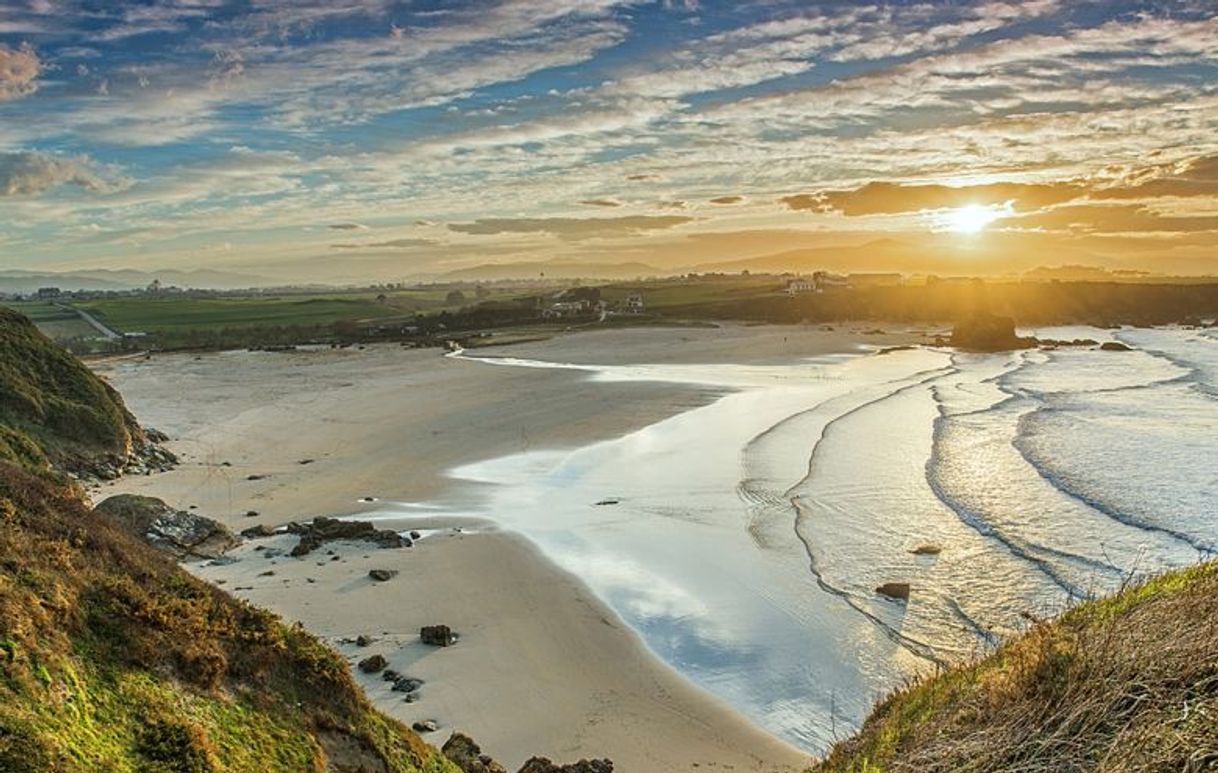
0;308;456;771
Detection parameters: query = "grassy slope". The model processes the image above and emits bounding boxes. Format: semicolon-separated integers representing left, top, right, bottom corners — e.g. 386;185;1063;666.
0;308;455;772
0;307;143;475
817;563;1218;772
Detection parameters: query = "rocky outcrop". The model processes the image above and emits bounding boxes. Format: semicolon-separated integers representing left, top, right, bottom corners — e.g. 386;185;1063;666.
420;625;456;646
1100;341;1133;351
950;312;1037;352
876;582;911;602
287;516;408;557
443;733;508;773
94;494;237;560
358;655;388;674
517;758;614;773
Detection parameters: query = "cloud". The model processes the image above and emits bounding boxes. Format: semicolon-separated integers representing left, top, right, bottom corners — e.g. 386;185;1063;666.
579;199;622;207
785;180;1085;216
0;151;128;196
448;215;695;240
327;222;369;230
1013;203;1218;233
331;238;437;249
708;195;744;205
0;42;40;101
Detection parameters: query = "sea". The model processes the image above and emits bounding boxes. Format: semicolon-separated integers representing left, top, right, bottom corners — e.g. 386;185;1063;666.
380;325;1217;753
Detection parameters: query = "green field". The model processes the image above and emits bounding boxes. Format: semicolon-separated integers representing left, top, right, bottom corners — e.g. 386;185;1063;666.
71;288;519;334
0;301;100;341
600;276;783;309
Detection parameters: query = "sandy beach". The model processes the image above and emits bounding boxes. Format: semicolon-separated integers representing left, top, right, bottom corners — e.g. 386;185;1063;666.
92;323;924;771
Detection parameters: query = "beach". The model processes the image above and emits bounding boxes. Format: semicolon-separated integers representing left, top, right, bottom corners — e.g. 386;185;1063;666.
93;323;919;771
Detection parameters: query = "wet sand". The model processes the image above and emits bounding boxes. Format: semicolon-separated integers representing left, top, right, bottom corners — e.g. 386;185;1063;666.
94;323;920;771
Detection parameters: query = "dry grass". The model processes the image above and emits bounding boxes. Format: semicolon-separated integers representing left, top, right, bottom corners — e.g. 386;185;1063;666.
817;563;1218;772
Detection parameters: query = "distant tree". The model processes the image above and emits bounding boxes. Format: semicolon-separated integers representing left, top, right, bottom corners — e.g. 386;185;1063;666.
376;293;388;304
445;290;466;305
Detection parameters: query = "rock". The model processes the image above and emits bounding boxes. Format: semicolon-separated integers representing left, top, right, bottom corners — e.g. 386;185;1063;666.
357;655;388;674
247;474;267;481
420;625;456;647
1100;341;1133;351
409;530;421;540
298;458;315;465
257;570;275;577
594;498;620;506
288;516;405;557
93;495;238;560
442;733;508;773
876;582;911;602
403;693;418;703
391;676;423;693
245;510;259;517
382;669;400;682
240;524;275;538
368;569;398;582
911;544;942;556
412;720;438;733
517;758;614;773
355;634;374;647
950;312;1037;352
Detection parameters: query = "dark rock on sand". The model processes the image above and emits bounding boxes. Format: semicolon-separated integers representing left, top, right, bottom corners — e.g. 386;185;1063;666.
94;495;237;560
240;524;275;538
288;516;405;557
911;544;942;556
355;634;374;647
412;720;438;733
518;758;614;773
443;733;508;773
357;654;388;674
420;625;456;646
1100;341;1133;351
950;312;1037;352
368;569;399;582
391;676;423;693
876;582;911;602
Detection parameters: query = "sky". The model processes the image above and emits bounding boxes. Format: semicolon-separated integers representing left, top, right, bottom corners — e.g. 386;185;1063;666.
0;0;1216;283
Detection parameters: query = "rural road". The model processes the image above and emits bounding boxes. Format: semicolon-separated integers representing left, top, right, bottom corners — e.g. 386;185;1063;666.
57;302;121;340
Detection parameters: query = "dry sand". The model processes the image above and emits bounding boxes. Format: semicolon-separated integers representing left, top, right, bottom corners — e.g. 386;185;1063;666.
93;323;923;771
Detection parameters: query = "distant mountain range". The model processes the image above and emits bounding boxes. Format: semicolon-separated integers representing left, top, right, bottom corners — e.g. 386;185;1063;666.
440;260;666;281
0;268;276;293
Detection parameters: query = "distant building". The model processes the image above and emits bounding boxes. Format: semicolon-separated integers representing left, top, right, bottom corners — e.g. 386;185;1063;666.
37;287;62;299
812;271;849;292
624;293;644;313
542;300;590;319
847;272;903;287
785;278;813;295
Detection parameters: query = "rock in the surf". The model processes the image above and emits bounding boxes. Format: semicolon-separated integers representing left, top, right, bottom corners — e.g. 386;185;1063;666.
876;582;911;601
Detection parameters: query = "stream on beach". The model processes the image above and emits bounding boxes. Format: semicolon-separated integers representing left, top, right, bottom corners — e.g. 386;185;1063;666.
363;325;1218;754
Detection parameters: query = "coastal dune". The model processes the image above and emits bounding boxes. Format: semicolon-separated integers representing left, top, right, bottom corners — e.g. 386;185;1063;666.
92;325;898;771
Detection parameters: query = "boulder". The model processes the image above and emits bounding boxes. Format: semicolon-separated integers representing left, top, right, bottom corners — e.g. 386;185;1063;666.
355;634;374;647
950;312;1037;352
876;582;911;602
93;495;237;560
357;655;388;674
391;676;423;693
368;569;399;582
288;516;405;557
420;625;456;647
412;720;438;733
442;733;508;773
910;544;942;556
240;524;275;538
1099;341;1133;351
517;758;614;773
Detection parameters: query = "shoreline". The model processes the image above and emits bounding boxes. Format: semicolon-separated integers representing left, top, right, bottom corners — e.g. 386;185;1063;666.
94;323;924;770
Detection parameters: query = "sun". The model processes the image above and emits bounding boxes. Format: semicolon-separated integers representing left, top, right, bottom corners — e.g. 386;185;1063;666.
942;203;1003;233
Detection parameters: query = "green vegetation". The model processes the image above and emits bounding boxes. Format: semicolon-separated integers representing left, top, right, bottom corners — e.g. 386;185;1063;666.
817;562;1218;772
0;308;456;772
0;307;142;476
